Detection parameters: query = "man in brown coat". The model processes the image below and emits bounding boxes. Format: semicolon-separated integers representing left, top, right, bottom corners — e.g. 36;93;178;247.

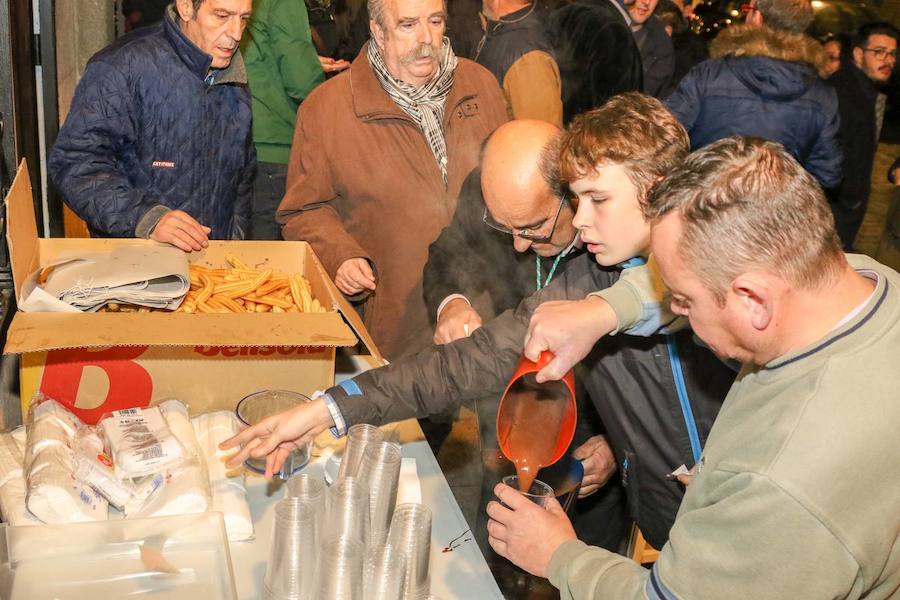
277;0;508;359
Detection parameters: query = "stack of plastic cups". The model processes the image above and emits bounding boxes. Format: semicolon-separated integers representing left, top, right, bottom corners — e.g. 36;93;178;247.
357;441;402;548
325;476;370;547
264;497;321;600
387;503;432;600
285;473;325;504
363;542;406;600
316;534;365;600
337;424;384;481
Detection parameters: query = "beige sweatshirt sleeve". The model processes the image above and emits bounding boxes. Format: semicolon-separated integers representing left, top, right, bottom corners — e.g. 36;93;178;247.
502;50;563;128
588;256;686;336
547;472;862;599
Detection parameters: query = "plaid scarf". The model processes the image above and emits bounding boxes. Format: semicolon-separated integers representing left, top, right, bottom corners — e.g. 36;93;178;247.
368;38;458;185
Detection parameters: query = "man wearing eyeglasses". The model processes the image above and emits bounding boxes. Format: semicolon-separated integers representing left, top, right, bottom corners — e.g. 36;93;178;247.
827;22;899;251
424;120;579;347
423;120;631;558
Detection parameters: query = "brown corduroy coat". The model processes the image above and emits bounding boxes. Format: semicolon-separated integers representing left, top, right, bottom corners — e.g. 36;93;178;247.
278;48;508;359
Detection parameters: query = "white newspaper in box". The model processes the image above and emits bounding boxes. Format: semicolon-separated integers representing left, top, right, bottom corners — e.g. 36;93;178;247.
18;245;190;313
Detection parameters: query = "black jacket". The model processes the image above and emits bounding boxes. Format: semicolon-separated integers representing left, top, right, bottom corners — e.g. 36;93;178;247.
423;169;580;325
447;0;484;59
475;3;556;86
827;63;880;248
332;253;735;549
635;16;675;98
549;0;644;122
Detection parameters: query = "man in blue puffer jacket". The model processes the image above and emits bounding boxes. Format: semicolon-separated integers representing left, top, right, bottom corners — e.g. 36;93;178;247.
665;0;842;190
50;0;255;251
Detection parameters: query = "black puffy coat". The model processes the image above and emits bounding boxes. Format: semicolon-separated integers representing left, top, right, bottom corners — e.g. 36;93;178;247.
49;8;254;240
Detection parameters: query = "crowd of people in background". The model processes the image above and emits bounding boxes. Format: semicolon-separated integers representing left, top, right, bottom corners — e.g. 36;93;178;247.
46;0;899;598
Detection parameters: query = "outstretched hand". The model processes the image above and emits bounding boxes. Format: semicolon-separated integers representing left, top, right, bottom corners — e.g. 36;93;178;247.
219;398;334;479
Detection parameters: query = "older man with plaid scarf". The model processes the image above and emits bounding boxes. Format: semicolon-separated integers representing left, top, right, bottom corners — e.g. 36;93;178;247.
278;0;507;361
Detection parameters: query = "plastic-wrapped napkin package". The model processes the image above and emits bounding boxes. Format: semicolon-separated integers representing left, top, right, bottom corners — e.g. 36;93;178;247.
72;427;161;511
0;429;40;526
24;397;108;524
125;401;210;519
99;406;186;479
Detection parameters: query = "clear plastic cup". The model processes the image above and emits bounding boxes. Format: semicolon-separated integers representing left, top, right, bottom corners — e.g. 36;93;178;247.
285;473;325;503
501;475;554;507
264;497;320;599
316;535;364;600
357;441;402;547
363;543;406;600
236;390;311;479
387;503;432;600
337;424;384;481
325;476;369;546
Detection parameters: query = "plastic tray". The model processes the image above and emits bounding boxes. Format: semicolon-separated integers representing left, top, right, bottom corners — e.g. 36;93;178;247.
0;511;237;599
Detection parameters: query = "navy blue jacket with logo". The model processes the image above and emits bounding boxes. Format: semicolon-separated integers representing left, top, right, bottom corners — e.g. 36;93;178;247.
49;9;254;240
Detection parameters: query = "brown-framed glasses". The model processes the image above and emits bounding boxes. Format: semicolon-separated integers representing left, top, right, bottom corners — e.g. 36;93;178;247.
482;194;569;242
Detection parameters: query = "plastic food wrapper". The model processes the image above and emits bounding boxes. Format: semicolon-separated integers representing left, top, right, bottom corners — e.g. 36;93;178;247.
24;398;81;457
0;432;23;489
72;427;160;511
159;401;200;461
192;412;244;483
99;405;186;479
125;465;207;519
125;401;210;519
30;398;81;437
0;429;40;526
192;411;253;541
24;395;108;524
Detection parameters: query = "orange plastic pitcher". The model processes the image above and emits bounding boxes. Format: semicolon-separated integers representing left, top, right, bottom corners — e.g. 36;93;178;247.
496;351;577;491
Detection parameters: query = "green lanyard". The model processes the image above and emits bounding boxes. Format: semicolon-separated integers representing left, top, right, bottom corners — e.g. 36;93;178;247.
535;249;568;291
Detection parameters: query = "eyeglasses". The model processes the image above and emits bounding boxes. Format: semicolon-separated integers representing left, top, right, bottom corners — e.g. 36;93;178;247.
863;47;898;61
482;195;569;243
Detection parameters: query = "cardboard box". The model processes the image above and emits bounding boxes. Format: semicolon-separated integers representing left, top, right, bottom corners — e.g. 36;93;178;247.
3;161;383;424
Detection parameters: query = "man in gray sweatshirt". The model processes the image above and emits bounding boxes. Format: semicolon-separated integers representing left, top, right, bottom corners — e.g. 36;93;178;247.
487;136;900;599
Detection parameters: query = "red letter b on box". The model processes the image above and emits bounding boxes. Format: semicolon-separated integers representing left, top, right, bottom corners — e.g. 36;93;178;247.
39;346;153;424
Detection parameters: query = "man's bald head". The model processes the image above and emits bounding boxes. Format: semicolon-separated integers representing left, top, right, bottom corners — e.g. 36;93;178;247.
482;120;561;209
481;120;574;256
